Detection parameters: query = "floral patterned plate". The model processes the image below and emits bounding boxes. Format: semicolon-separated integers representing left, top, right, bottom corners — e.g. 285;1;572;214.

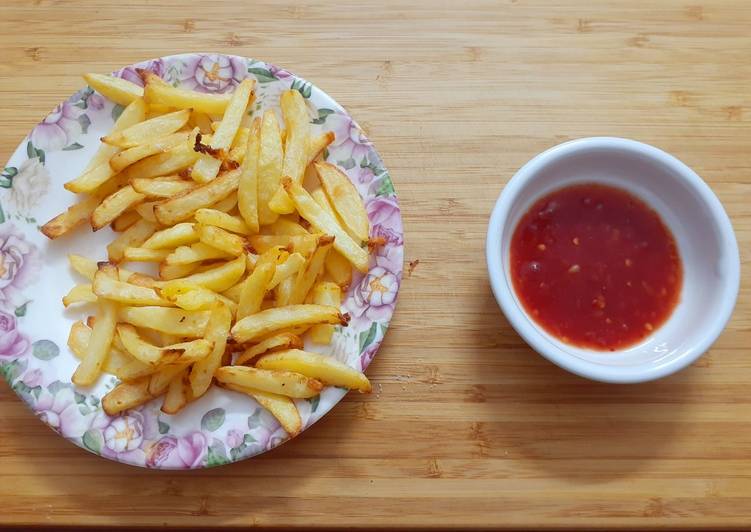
0;53;402;469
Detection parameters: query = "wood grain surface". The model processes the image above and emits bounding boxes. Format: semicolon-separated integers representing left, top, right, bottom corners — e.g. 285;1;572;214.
1;0;750;529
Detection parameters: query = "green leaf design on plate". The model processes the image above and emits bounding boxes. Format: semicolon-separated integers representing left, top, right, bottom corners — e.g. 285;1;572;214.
243;433;256;444
0;166;17;189
308;394;320;413
206;439;229;467
77;114;91;134
201;408;226;432
247;67;277;83
0;203;5;224
74;392;86;404
291;79;312;99
158;420;170;434
376;174;395;197
83;429;103;454
26;141;45;165
247;408;263;428
359;322;378;353
14;302;28;317
338;157;356;170
111;104;125;121
63;143;85;151
32;339;59;360
311;108;335;125
0;359;26;384
47;380;68;395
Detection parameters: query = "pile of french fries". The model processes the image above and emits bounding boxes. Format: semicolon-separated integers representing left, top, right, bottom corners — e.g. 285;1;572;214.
42;69;377;437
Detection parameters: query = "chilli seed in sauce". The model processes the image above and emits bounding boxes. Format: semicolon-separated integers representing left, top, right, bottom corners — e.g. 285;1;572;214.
510;183;682;351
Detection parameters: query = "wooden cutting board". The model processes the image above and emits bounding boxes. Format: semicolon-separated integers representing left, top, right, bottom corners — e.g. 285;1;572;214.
1;0;749;529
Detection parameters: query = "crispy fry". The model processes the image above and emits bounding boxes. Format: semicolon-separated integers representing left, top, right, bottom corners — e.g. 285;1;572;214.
109;131;188;172
154;167;241;225
159;282;237;314
215;365;322;398
249;234;318;256
198;224;246;256
267;217;309;236
84;73;144;105
142;222;199;249
111;210;141;232
131;176;197;198
91;185;145;231
149;364;189;396
222;383;302;436
237;261;275;320
158;255;246;292
142;70;233;114
190;110;214;133
164;242;232;265
122;247;170;262
118;306;211;336
159;262;199;280
211;191;238;213
120;141;199;181
288;236;333;305
68;320;140;377
117;323;178;365
102;378;153;415
227;126;251;164
234;332;304;366
190;303;232;397
93;267;173;306
315;162;370;242
102;109;191;148
256;110;283;225
161;368;191;415
268;252;306;289
309;282;341;344
62;284;97;307
283;178;369;272
195;208;250;234
134;200;161;222
275;274;294;307
231;304;348;343
72;299;118;386
107;219;157;262
68;254;99;281
257;349;371;392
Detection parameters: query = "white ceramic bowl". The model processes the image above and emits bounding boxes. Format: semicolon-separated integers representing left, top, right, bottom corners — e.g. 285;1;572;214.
486;137;740;383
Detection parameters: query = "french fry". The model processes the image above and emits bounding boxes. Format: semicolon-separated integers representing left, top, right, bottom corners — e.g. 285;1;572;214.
41;194;102;239
69;254;98;281
190;303;232;397
198;225;246;256
127;272;158;288
72;299;118;386
315;162;370;242
215;366;322;398
159;262;199;280
64;161;119;194
211;191;238;213
102;378;153;415
158;255;246;292
68;320;140;377
308;131;335;164
93;267;173;306
107;219;158;262
102;109;191;149
324;249;353;289
161;368;191;415
134;200;161;222
222;383;302;436
268;252;306;289
122;247;170;262
159;281;237;313
190;110;214;134
195;208;250;234
109;131;188;172
84;73;144;106
164;242;232;265
256;110;283;225
288;235;333;305
142;70;233;114
227;126;250;164
111;210;141;232
118;306;211;336
257;349;371;392
283;178;369;272
142;222;199;249
309;282;341;344
275;274;294;307
131;176;196;198
231;304;348;343
191;78;255;183
91;185;145;231
149;364;189;396
249;234;318;256
120;141;199;181
267;217;309;236
117;323;179;366
154;167;241;225
237;261;275;320
62;284;97;307
234;332;304;366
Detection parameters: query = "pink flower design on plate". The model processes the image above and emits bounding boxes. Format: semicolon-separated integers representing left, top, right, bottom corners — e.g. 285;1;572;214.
145;432;208;468
180;54;247;93
346;244;401;330
0;224;41;311
367;195;403;246
29;101;83;151
268;64;294;82
115;59;166;87
21;368;43;388
8;158;51;215
36;387;106;439
327;113;371;165
87;92;105;111
0;310;29;359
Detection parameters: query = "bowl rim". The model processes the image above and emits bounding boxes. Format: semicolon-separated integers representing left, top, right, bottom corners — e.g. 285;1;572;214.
485;136;740;383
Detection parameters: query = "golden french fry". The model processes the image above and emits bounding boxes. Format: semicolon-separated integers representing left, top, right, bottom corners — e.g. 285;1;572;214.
234;332;304;366
324;250;353;289
149;364;189;396
84;73;144;106
237;261;275;320
268;252;306;289
117;323;179;366
118;306;211;336
227;126;250;164
161;368;191;415
215;365;322;398
283;178;369;272
222;382;302;436
131;176;197;198
308;131;335;163
309;281;342;344
72;299;118;386
64;161;119;194
111;210;141;232
257;349;371;392
154;167;241;225
267;217;309;236
69;254;137;282
102;109;191;148
249;234;318;256
107;219;158;262
109;131;188;172
127;272;158;288
93;267;173;306
143;70;233;114
190;303;232;397
122;247;170;262
68;320;141;378
159;262;199;280
195;208;249;234
158;254;246;292
275;274;294;307
134;200;161;222
120;141;199;181
198;225;246;256
191;78;255;183
142;222;199;249
164;242;232;265
211;191;238;213
190;110;214;133
41;194;101;239
315;162;370;242
288;235;333;305
231;304;348;343
160;281;237;314
256;110;283;225
62;284;97;307
91;185;145;231
102;378;154;415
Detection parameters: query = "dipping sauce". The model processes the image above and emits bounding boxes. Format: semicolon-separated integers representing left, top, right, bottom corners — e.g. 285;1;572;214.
510;183;682;351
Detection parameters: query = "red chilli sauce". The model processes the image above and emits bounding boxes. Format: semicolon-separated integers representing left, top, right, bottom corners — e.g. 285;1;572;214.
510;183;682;351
